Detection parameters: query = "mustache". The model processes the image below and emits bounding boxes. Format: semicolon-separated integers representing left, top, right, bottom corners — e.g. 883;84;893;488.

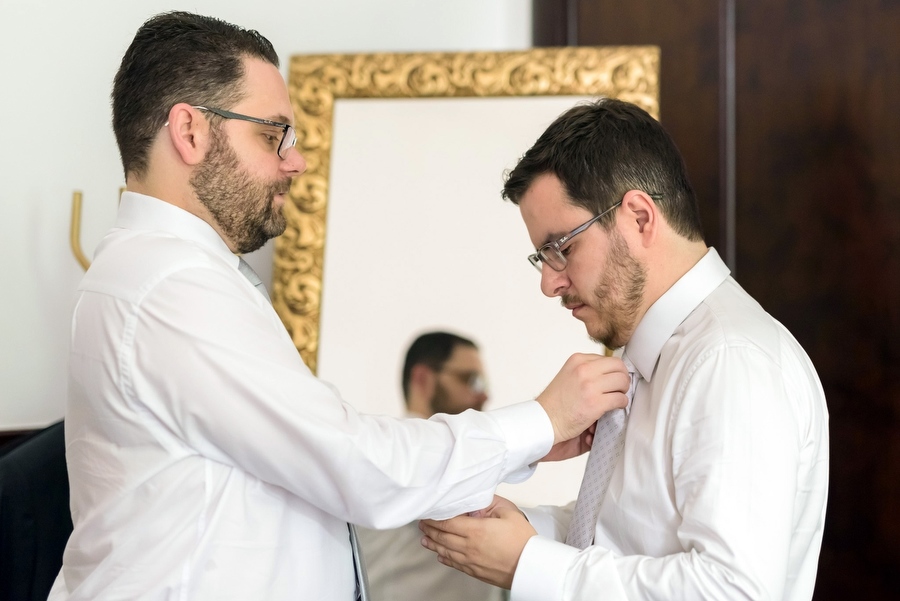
561;294;583;308
266;178;293;199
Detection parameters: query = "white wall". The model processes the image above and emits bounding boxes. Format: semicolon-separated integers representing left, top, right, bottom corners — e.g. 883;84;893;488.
0;0;532;429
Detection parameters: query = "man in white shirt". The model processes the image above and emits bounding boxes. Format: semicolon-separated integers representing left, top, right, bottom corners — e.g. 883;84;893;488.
49;13;632;601
359;332;505;601
420;98;830;600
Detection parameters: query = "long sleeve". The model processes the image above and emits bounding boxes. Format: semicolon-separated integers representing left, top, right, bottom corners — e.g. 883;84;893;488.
107;259;550;526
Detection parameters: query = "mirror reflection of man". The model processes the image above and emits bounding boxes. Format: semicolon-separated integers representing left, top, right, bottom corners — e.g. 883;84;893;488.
359;332;505;601
403;332;488;418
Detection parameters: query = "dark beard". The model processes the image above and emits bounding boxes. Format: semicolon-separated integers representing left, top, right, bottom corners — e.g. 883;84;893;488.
190;127;289;254
562;228;646;349
429;381;462;416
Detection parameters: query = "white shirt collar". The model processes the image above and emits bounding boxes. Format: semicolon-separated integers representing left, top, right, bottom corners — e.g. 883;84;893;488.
115;191;239;269
624;248;731;382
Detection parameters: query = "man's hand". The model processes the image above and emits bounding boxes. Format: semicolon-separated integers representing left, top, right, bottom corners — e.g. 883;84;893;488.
542;420;595;462
419;496;535;589
537;353;629;446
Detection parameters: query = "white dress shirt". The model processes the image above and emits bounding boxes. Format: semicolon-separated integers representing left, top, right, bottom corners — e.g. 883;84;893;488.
513;249;829;601
358;413;507;601
49;192;552;601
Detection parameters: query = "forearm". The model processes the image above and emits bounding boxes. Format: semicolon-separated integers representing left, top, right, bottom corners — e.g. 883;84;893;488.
133;270;554;526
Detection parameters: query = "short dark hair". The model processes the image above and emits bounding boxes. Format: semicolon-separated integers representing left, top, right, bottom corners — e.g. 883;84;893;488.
401;332;477;403
112;11;279;179
502;98;704;241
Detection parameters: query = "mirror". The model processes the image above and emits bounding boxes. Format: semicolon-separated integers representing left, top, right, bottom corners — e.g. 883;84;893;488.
275;47;659;505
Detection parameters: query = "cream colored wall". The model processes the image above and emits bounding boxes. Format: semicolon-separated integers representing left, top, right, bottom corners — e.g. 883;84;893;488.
0;0;530;428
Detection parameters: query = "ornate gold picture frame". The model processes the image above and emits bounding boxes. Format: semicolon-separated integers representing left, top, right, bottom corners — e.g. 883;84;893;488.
274;47;659;372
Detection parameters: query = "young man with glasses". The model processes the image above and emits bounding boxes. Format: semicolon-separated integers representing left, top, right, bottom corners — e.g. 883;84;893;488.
420;98;829;601
359;331;505;601
49;12;632;601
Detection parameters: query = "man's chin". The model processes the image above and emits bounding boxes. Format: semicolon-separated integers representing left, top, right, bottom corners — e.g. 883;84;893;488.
263;214;287;238
236;223;286;254
576;313;601;336
585;323;617;349
271;220;287;237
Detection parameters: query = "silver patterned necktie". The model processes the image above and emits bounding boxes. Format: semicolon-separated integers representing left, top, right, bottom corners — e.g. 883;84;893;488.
237;257;271;302
565;355;638;550
236;256;369;599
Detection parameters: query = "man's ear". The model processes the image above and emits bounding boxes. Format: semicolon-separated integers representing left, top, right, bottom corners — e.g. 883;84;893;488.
621;190;659;248
410;363;437;399
165;103;210;166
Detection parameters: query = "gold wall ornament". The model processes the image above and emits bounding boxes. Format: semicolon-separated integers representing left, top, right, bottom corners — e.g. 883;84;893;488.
275;47;660;372
69;188;126;272
70;191;91;271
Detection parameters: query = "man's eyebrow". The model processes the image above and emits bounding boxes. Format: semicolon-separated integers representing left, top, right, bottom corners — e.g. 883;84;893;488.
538;230;568;248
252;114;293;127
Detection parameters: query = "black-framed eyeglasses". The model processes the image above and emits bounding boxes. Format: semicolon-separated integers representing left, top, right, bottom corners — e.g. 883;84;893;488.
527;193;662;273
193;106;297;159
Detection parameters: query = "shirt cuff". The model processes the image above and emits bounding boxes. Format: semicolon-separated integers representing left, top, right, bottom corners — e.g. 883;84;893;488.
511;535;578;601
521;504;570;540
489;401;554;483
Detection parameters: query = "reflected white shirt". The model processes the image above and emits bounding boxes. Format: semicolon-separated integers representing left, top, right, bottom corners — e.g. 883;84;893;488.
514;249;829;601
358;412;507;601
50;192;552;601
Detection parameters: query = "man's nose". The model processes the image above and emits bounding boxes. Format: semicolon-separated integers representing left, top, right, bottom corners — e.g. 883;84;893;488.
282;146;307;175
540;263;569;297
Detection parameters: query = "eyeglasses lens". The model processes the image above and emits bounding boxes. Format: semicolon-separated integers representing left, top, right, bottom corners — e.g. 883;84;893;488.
279;127;297;158
532;248;565;272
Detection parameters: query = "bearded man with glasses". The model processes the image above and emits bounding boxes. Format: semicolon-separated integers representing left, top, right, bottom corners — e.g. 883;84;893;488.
421;98;830;601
